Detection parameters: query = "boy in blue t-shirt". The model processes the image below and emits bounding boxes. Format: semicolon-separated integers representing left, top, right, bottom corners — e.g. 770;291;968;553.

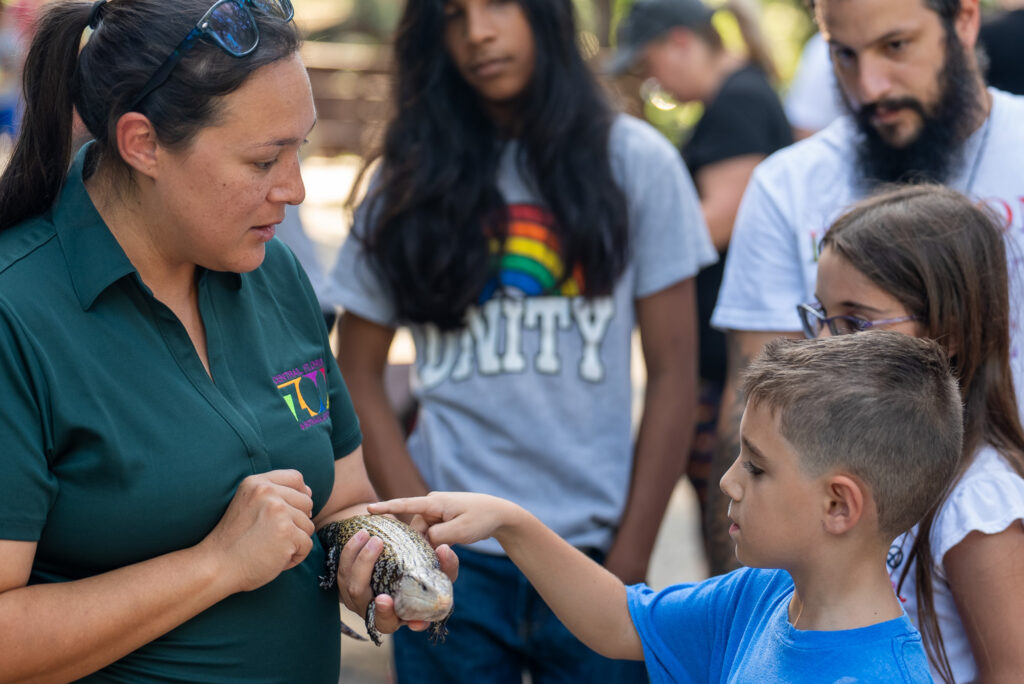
366;332;959;683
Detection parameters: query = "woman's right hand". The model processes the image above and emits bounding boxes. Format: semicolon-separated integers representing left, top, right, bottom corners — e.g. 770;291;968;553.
198;469;316;592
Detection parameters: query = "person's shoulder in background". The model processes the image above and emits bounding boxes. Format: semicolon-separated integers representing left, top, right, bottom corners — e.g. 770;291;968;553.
980;9;1024;96
784;32;845;139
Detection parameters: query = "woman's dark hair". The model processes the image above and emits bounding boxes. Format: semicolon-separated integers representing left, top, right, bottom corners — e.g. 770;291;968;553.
355;0;629;329
0;0;300;232
821;183;1024;684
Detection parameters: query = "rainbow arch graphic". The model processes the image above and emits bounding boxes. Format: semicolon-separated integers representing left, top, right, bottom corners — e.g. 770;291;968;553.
479;204;584;303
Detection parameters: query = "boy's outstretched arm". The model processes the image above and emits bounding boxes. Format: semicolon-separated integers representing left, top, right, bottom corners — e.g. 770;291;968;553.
368;493;645;661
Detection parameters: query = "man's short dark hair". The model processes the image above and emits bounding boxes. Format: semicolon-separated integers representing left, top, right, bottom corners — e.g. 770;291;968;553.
742;333;962;538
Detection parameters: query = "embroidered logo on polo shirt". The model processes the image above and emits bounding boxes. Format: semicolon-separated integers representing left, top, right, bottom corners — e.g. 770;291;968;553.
273;358;330;430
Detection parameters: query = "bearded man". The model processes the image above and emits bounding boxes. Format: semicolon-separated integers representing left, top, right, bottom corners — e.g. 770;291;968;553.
706;0;1024;574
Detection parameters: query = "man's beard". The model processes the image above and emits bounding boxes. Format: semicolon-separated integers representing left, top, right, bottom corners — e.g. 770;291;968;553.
846;30;982;188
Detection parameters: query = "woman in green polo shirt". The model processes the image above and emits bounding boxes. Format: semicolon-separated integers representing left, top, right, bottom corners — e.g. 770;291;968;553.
0;1;452;681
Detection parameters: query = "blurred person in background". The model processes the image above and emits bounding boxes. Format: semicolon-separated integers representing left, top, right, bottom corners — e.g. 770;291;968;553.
0;0;43;143
784;31;844;138
978;0;1024;95
277;203;343;330
328;0;716;680
0;3;20;141
608;0;791;539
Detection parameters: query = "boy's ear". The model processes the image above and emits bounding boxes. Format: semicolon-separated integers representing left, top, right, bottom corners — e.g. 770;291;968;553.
822;474;865;535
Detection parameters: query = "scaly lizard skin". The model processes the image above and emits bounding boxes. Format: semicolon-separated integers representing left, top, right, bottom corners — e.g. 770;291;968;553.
318;515;454;646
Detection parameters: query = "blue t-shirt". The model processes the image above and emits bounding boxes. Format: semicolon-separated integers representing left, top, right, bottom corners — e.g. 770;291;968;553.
627;567;933;683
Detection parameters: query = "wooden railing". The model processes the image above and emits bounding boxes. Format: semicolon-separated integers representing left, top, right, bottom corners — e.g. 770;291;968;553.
302;41;393;157
301;41;645;157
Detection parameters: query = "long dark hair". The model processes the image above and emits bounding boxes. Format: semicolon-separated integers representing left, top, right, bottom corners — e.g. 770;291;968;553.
355;0;629;330
822;184;1024;684
0;0;300;232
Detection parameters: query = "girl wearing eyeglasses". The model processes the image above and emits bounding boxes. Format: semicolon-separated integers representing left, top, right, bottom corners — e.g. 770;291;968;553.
806;184;1024;683
327;0;716;681
0;1;445;681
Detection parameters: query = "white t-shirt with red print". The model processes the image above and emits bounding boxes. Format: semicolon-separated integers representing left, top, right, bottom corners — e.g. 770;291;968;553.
712;88;1024;419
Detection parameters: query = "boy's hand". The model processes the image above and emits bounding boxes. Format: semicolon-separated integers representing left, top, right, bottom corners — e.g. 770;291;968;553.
376;492;644;661
368;492;521;548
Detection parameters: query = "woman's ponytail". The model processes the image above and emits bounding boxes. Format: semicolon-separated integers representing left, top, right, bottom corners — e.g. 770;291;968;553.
0;2;90;232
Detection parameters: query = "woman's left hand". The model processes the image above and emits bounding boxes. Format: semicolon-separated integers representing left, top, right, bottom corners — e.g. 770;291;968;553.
335;530;459;635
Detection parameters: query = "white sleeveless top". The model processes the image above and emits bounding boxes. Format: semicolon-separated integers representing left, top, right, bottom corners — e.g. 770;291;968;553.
887;445;1024;682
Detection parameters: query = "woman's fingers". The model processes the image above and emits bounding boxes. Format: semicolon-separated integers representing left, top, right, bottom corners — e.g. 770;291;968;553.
337;532;383;615
201;470;318;592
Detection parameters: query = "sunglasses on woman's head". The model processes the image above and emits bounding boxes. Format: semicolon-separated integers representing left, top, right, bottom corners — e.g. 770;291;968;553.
796;302;921;338
128;0;294;112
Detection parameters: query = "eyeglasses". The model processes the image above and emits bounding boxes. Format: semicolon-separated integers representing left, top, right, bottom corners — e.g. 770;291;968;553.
128;0;294;112
796;303;921;338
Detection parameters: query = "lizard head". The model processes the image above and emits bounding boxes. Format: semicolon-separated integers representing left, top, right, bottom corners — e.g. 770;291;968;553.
393;566;454;623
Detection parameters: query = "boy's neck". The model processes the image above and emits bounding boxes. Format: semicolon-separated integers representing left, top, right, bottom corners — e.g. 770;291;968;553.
786;551;903;631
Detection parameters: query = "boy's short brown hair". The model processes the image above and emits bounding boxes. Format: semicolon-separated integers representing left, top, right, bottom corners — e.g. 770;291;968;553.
742;333;962;538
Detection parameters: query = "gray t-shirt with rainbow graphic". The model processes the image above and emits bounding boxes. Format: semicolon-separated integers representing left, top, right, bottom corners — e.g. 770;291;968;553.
330;114;716;554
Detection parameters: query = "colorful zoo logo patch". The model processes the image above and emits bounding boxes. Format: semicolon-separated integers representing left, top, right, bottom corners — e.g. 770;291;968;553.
273;358;330;430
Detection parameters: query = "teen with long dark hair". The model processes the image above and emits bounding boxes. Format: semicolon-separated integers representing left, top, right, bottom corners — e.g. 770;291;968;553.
803;184;1024;682
0;1;443;680
329;0;716;680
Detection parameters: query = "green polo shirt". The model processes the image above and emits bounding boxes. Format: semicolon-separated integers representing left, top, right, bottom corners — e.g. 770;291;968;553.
0;145;362;682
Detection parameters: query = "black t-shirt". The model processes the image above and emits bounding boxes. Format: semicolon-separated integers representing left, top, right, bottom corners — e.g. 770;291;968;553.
980;10;1024;96
681;64;792;384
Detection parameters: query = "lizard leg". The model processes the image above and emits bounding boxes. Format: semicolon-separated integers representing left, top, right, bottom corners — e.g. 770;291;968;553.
365;601;383;647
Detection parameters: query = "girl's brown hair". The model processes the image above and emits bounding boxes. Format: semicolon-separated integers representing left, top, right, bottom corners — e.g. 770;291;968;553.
821;183;1024;684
